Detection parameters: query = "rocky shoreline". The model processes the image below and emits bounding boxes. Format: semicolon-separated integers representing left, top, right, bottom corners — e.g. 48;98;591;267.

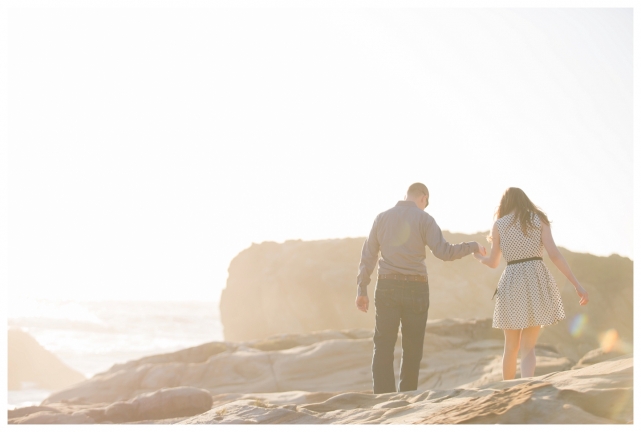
8;237;633;424
8;318;633;424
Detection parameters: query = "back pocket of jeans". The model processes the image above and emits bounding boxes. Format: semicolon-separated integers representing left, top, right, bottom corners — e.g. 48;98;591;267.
411;288;429;314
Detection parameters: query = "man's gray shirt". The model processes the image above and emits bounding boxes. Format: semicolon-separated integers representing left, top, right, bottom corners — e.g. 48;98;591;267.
356;201;479;296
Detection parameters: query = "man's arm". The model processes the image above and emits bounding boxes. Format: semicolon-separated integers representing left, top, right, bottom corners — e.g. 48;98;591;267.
423;214;480;261
356;216;380;298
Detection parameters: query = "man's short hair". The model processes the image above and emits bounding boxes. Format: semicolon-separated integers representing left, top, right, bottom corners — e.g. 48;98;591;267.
407;182;429;198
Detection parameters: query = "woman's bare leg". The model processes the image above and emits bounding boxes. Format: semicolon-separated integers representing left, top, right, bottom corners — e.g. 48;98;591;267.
519;326;542;378
502;329;522;380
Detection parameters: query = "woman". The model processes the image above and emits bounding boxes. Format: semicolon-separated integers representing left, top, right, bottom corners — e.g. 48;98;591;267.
474;187;589;380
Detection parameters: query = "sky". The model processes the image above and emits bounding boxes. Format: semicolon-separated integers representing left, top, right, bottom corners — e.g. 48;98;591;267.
4;4;634;302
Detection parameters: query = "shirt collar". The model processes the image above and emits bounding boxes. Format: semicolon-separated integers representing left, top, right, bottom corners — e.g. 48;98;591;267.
396;200;419;208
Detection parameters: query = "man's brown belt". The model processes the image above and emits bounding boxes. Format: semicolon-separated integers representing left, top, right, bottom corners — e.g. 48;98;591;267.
378;274;427;282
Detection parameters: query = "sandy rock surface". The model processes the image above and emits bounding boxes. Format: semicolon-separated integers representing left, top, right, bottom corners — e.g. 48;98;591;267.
9;386;212;424
10;319;632;425
43;318;575;405
177;356;632;425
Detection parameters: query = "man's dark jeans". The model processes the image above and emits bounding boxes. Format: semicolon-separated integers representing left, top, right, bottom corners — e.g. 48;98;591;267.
372;278;429;394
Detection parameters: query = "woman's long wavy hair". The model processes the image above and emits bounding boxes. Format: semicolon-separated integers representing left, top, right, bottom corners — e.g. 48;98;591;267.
489;188;550;241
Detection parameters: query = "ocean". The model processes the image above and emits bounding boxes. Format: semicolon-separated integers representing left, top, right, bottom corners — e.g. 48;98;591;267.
7;298;224;410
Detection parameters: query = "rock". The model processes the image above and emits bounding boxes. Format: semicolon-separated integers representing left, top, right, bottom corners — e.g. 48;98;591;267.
139;363;187;389
11;387;214;424
177;355;632;424
8;410;94;424
220;239;372;342
39;342;232;405
74;407;108;423
104;342;230;374
374;400;411;409
180;399;325;425
9;323;632;424
97;386;213;423
8;328;86;391
219;236;633;365
42;319;576;406
8;229;633;426
42;363;155;404
572;348;629;369
104;401;138;423
8;405;60;419
131;386;213;420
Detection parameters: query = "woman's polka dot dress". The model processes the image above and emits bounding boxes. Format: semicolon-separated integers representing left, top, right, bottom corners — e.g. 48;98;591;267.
492;212;565;329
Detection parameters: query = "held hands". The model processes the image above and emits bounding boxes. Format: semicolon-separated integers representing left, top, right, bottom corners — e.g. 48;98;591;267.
355;295;369;313
473;242;487;261
575;285;589;306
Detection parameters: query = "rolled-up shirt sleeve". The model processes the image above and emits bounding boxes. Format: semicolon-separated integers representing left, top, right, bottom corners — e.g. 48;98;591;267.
356;215;380;296
423;215;478;261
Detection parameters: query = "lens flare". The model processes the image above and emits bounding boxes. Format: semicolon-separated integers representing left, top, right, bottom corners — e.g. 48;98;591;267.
568;314;588;338
599;329;620;353
610;389;633;422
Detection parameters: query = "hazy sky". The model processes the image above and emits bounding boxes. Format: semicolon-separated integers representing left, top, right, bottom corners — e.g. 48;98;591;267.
5;5;633;301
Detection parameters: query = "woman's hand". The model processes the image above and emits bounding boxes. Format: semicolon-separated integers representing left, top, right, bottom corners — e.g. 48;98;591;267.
473;242;487;256
473;243;487;263
575;285;589;306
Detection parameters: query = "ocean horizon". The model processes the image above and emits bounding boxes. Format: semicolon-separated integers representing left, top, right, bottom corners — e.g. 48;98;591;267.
8;298;224;409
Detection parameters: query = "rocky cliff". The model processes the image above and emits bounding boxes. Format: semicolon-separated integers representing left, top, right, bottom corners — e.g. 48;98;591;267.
8;328;86;391
219;233;633;361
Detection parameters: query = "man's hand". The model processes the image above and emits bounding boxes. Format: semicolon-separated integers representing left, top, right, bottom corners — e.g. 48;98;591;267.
474;242;487;256
355;295;369;313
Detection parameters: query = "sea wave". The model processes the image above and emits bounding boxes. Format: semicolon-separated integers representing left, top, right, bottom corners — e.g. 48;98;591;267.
7;298;224;409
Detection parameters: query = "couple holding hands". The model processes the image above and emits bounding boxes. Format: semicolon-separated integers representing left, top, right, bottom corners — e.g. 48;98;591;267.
356;183;589;394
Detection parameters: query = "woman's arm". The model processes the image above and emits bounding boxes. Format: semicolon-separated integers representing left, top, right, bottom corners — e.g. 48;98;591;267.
474;222;502;268
541;222;589;306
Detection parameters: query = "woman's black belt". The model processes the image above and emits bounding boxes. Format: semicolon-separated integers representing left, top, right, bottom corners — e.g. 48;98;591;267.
507;257;543;265
492;257;543;299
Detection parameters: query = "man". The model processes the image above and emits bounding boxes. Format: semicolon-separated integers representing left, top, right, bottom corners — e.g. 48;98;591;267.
356;182;486;394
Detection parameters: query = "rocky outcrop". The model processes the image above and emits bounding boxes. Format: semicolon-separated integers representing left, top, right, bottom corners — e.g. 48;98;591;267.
571;348;629;369
219;234;633;362
178;355;632;425
8;328;86;391
16;352;633;425
12;317;632;424
8;410;95;425
43;318;578;406
9;387;212;424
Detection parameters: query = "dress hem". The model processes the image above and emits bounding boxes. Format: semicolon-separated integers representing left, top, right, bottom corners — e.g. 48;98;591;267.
492;317;565;330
